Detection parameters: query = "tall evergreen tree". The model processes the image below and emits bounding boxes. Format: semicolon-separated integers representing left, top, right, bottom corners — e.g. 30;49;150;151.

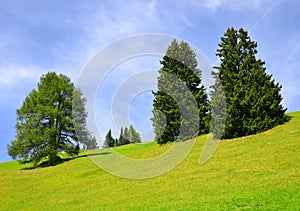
7;72;81;165
152;39;210;144
118;127;124;146
212;27;287;139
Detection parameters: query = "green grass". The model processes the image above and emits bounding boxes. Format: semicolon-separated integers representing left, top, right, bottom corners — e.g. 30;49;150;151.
1;112;299;210
113;141;172;159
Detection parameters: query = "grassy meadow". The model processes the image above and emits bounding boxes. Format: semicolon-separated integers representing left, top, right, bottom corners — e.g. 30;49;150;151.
0;112;299;210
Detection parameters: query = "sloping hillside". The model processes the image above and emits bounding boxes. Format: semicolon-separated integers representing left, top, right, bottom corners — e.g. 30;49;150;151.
1;112;299;210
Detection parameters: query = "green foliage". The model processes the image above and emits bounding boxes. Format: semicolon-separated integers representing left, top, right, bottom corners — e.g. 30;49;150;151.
210;73;227;139
73;88;95;150
118;127;125;146
123;127;130;145
86;136;98;150
7;72;89;166
103;129;115;148
152;39;210;144
212;27;287;139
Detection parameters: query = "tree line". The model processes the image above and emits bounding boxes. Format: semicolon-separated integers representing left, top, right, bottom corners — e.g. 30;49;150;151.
7;27;287;165
103;125;141;148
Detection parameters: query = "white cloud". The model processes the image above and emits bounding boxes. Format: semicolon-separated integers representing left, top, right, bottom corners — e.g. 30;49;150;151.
0;65;43;88
0;65;46;108
0;64;81;108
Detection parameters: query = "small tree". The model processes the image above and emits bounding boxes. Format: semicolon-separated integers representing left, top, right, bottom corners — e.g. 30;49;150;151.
212;27;287;139
103;129;115;148
128;125;141;143
86;136;98;150
7;72;82;165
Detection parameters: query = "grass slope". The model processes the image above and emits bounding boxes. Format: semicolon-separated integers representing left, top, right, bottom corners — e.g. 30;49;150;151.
1;112;299;210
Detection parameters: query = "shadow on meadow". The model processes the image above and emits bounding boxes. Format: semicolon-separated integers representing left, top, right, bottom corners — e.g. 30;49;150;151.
20;151;111;170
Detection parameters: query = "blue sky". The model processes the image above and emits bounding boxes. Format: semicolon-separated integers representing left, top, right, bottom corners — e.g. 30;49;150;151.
0;0;299;162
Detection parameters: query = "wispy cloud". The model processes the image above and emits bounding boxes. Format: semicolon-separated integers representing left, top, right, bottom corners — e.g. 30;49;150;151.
288;41;300;60
249;0;283;32
181;15;193;28
146;0;157;18
199;0;276;11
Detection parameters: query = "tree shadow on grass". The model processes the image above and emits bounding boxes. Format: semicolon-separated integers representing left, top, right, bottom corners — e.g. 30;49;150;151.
284;114;292;123
20;151;111;170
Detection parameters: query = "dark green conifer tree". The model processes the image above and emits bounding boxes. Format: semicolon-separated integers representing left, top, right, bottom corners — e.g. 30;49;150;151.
123;127;130;145
103;129;115;148
212;27;287;139
118;127;124;146
152;39;210;144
